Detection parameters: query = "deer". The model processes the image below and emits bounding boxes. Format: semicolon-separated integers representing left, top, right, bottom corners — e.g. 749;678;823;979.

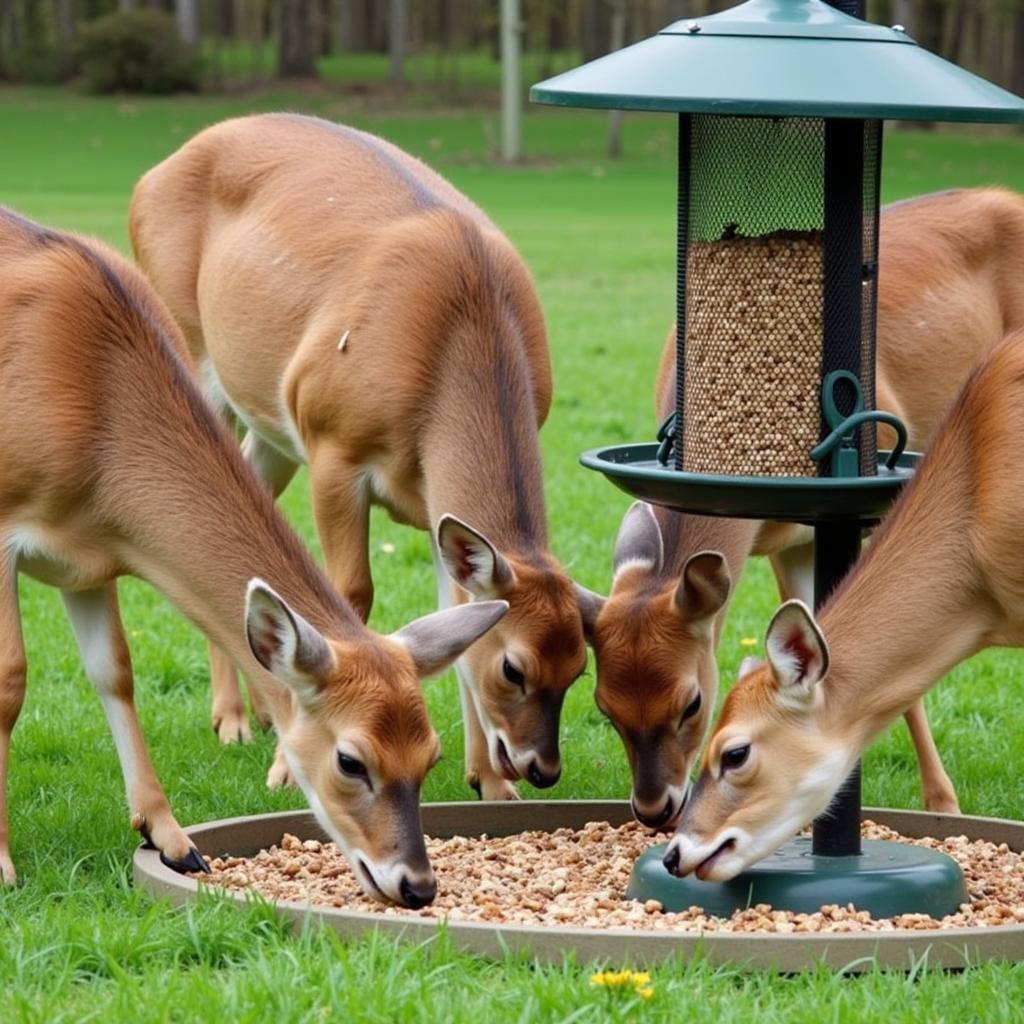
663;328;1024;881
129;113;593;801
0;205;508;907
585;187;1024;829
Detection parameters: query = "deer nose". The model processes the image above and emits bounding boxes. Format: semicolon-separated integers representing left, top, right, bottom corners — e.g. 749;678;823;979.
526;760;561;789
399;874;437;909
663;842;681;875
631;794;676;830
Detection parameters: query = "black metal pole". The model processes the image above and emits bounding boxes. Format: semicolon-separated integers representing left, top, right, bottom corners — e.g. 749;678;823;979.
813;0;869;858
811;521;863;856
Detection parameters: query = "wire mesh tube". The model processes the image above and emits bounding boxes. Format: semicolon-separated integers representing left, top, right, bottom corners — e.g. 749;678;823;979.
674;113;881;479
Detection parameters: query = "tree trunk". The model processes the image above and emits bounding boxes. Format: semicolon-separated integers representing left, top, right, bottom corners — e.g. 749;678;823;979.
318;0;332;54
55;0;75;77
278;0;318;77
389;0;405;86
665;0;690;22
176;0;200;45
914;0;944;56
217;0;235;36
0;0;16;79
1013;12;1024;101
500;0;521;162
581;0;612;62
607;1;627;159
892;0;915;36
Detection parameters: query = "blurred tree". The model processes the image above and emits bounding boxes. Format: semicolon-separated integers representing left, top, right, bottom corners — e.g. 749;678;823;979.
606;0;626;157
389;0;405;85
0;0;17;79
914;0;944;55
580;0;611;61
176;0;199;44
1014;4;1024;97
55;0;75;76
278;0;317;76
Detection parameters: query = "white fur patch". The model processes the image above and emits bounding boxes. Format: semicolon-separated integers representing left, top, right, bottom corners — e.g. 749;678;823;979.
62;591;120;691
98;695;139;793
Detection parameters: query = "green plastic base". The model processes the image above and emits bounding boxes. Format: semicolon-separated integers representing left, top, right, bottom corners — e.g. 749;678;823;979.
627;837;969;919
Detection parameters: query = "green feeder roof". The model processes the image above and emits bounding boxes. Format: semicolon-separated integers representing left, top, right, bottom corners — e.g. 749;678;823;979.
530;0;1024;123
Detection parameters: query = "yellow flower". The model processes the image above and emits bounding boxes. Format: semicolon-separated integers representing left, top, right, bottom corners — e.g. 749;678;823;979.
589;969;653;993
740;637;757;646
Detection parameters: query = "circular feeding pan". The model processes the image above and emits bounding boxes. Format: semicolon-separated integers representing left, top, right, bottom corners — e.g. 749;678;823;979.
134;801;1024;972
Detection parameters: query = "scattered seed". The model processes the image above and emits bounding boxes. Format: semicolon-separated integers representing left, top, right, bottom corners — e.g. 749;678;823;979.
192;820;1024;933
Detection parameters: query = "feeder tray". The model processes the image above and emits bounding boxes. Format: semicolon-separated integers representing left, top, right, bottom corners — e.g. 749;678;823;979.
581;444;918;525
134;801;1024;972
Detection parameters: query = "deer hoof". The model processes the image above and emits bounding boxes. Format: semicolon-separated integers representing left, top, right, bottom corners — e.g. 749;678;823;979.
160;846;210;875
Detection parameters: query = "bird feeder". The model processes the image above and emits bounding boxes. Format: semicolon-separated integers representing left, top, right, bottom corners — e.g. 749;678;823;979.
532;0;1024;918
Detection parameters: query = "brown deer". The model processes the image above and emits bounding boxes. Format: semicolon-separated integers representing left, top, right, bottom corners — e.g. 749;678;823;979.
0;206;507;906
664;329;1024;881
586;188;1024;828
129;114;592;800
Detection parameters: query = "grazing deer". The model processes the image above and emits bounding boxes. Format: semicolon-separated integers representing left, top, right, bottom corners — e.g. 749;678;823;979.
664;329;1024;881
586;187;1024;828
129;114;592;800
0;206;507;907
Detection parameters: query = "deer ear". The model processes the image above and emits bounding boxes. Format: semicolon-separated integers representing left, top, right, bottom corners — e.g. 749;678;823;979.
245;579;334;706
765;600;829;700
574;582;606;641
436;516;514;598
674;551;731;626
391;600;509;678
612;502;664;578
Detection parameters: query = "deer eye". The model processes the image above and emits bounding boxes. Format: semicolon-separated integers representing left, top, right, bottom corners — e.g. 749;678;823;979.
721;744;751;771
502;657;525;690
337;752;368;779
680;691;702;724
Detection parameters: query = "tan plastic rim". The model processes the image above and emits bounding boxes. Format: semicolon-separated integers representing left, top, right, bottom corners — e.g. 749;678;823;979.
133;801;1024;972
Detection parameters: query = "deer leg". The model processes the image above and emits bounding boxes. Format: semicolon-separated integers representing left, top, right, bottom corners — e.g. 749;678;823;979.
768;540;817;605
430;540;518;801
456;670;519;801
210;431;298;742
903;698;960;814
0;559;25;884
309;445;374;620
62;584;205;872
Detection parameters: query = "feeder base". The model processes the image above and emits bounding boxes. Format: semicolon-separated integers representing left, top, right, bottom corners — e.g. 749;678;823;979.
627;836;968;919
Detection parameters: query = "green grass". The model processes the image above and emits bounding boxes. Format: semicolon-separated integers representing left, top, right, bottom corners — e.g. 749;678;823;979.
1;86;1024;1021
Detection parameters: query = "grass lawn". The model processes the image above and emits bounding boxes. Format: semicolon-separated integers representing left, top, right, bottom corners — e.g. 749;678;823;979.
1;85;1024;1021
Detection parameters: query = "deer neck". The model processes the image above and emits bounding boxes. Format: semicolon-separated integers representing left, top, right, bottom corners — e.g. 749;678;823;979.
421;320;550;559
101;317;361;700
818;425;986;747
